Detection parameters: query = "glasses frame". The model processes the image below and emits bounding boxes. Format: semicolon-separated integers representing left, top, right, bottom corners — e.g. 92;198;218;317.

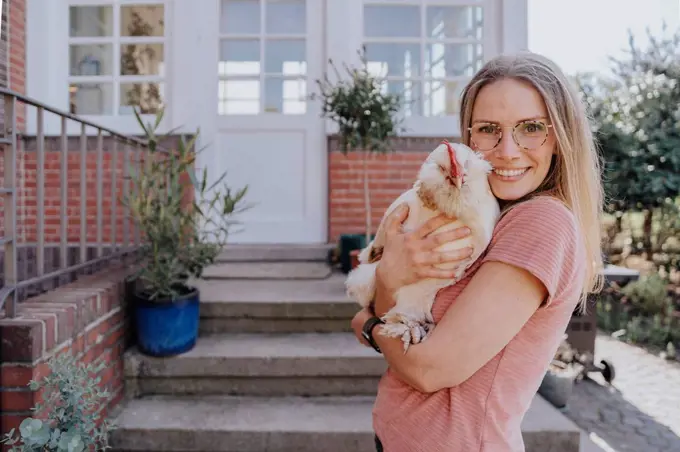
468;119;554;152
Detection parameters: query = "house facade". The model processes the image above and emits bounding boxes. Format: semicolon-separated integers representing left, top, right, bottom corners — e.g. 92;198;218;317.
23;0;528;245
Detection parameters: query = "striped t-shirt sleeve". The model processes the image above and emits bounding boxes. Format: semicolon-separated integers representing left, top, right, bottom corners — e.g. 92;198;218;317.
480;196;581;306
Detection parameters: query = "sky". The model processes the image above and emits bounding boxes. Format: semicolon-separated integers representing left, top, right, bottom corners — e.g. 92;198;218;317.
527;0;680;75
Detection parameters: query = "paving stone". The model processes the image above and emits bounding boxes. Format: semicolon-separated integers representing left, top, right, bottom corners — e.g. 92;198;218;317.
562;332;680;452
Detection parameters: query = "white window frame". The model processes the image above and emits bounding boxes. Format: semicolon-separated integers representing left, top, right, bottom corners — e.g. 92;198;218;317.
26;0;175;136
325;0;527;138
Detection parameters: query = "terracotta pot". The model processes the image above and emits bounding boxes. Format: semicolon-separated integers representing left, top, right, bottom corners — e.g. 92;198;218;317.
350;249;360;270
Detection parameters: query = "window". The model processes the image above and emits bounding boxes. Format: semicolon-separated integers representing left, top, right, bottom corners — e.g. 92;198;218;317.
68;1;166;116
217;0;308;115
363;2;485;117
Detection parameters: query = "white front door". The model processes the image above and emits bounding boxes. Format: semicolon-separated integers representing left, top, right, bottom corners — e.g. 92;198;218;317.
206;0;327;244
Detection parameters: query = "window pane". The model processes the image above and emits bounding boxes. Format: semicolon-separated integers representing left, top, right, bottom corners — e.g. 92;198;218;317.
423;80;464;116
121;5;164;37
69;44;113;76
379;80;421;117
266;0;305;34
69;6;113;37
218;79;260;114
365;43;421;77
69;83;113;115
425;43;483;78
219;40;261;76
426;6;483;40
120;82;164;115
264;77;306;114
364;5;420;38
265;39;306;75
120;43;164;76
221;0;260;34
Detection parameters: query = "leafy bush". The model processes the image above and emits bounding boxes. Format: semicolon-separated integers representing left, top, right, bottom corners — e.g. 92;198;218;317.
0;354;114;451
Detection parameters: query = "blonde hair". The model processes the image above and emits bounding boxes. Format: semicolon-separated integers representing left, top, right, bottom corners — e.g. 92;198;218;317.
459;51;605;308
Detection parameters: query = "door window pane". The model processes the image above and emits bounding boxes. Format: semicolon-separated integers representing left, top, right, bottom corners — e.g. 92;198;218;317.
120;43;164;76
120;82;164;115
218;79;260;114
363;5;420;38
425;43;484;78
69;6;113;37
264;77;306;114
69;83;114;115
120;5;164;37
265;39;306;75
266;0;305;34
365;43;421;77
423;80;464;116
69;44;113;76
220;40;261;76
221;0;260;34
426;6;483;40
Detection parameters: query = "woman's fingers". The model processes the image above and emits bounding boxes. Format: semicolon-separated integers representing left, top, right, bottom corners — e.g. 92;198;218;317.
424;225;471;249
415;246;473;267
411;213;451;239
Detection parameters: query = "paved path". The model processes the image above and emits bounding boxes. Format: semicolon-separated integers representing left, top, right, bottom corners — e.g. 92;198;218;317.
563;332;680;452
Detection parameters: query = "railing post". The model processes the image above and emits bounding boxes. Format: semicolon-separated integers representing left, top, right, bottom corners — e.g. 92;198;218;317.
111;138;118;254
96;129;103;258
36;107;45;283
60;116;68;271
79;123;87;265
3;94;17;317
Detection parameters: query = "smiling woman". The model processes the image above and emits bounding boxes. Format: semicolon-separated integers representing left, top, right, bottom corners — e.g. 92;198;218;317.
351;51;606;452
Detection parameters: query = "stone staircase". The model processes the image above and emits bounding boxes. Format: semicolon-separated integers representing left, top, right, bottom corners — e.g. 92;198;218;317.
110;244;582;452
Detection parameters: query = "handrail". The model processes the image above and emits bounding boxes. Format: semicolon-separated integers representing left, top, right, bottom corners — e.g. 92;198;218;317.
0;88;166;318
0;87;151;147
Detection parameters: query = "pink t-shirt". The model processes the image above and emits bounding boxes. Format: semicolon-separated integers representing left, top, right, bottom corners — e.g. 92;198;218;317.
372;196;587;452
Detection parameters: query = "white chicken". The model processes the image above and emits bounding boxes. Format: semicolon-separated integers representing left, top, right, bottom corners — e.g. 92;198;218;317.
345;140;501;351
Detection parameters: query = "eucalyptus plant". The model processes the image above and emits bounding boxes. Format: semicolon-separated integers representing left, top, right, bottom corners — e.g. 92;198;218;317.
312;46;404;243
0;354;113;452
124;107;249;301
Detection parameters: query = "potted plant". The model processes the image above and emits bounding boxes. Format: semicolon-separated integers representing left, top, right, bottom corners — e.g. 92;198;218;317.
124;107;249;357
312;46;404;272
538;336;584;409
0;353;114;451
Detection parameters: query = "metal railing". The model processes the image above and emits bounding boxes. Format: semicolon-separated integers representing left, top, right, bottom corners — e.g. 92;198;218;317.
0;88;162;318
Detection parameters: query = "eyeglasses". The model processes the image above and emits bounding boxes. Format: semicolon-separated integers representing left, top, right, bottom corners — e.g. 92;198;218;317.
468;120;553;152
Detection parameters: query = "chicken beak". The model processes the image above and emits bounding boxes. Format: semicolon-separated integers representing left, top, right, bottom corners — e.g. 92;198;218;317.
453;176;463;189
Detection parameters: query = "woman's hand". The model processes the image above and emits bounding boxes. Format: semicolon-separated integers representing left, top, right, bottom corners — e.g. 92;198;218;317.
374;204;474;312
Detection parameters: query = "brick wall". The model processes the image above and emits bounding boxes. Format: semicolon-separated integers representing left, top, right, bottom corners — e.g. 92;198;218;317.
0;260;136;447
328;136;457;241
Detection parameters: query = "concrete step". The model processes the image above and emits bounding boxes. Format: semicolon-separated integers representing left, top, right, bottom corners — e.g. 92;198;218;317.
217;244;334;262
196;275;356;334
110;394;581;452
125;333;385;397
202;261;332;280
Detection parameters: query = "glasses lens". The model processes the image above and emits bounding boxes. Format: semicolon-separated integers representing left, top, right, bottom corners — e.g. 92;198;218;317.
470;124;500;151
515;121;548;149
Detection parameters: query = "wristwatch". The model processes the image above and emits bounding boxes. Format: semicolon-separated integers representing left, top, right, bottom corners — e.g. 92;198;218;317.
362;316;384;353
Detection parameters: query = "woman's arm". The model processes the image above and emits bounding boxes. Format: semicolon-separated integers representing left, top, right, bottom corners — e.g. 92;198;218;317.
372;260;546;393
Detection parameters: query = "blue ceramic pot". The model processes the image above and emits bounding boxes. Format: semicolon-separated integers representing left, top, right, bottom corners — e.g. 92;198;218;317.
134;285;199;357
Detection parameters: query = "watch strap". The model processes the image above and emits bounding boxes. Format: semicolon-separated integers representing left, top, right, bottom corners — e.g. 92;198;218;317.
362;316;384;353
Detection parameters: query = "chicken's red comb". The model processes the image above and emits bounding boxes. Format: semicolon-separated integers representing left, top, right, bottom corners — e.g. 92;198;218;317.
441;140;463;178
